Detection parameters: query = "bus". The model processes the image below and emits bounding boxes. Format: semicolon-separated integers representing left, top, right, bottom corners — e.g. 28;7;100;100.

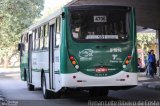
18;0;137;99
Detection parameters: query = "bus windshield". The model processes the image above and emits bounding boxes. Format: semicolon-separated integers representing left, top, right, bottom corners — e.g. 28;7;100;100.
70;6;130;42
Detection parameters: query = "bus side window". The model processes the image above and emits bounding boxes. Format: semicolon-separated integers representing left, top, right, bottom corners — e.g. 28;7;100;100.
32;30;36;50
25;33;28;51
25;33;28;43
40;26;44;50
44;24;49;49
55;16;61;48
35;28;40;50
22;35;24;44
34;29;37;50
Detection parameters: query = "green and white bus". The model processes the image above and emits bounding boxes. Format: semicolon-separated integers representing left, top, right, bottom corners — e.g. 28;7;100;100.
18;1;137;99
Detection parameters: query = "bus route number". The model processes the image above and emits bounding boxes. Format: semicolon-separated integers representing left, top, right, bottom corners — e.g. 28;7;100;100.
94;16;107;22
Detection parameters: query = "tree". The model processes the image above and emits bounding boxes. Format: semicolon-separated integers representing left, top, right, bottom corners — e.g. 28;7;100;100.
0;0;44;68
137;33;156;56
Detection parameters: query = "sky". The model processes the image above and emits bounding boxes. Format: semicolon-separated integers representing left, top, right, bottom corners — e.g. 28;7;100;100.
42;0;72;15
44;0;72;8
35;0;72;22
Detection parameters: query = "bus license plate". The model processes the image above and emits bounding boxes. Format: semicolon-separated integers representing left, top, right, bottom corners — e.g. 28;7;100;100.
96;68;108;73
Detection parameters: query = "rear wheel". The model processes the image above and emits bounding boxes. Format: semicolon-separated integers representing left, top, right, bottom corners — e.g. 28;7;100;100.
89;88;109;97
42;73;52;99
41;73;61;99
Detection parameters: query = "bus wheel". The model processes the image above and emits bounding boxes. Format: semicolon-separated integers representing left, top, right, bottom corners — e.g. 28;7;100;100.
42;73;52;99
24;69;27;81
52;91;61;99
89;88;109;97
27;81;34;91
26;70;34;91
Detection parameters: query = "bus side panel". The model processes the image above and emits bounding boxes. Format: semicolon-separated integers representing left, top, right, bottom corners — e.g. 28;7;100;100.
32;50;49;87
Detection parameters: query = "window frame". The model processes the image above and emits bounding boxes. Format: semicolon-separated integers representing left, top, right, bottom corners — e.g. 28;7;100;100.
43;23;49;49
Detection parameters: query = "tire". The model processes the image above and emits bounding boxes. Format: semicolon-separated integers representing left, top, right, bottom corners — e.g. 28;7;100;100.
27;71;34;91
52;91;61;99
42;73;52;99
89;88;109;97
41;73;61;99
27;81;34;91
24;69;27;81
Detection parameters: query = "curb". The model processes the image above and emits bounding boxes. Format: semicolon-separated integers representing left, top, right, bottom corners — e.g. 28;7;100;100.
141;83;160;90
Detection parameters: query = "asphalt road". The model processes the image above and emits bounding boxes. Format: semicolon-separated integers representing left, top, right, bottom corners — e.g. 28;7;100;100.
1;71;160;106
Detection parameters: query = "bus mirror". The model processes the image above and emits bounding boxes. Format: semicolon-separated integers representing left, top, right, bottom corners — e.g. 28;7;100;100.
18;43;21;51
62;12;65;19
18;43;24;51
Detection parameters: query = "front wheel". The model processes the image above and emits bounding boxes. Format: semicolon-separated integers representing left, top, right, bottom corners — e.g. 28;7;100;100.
26;71;34;91
89;88;109;97
27;80;34;91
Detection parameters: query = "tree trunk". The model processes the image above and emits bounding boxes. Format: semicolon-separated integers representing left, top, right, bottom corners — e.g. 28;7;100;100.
4;54;9;68
0;58;4;65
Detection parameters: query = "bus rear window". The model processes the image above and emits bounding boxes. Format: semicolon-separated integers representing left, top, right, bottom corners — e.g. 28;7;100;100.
70;6;130;42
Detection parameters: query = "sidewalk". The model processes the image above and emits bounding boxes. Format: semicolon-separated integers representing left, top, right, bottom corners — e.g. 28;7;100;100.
138;72;160;90
0;68;20;74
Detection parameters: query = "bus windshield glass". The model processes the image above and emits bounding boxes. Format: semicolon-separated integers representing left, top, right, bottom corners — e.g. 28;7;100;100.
70;6;130;42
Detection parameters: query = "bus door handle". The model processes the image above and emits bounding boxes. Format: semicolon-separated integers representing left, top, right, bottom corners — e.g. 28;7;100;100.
96;45;108;49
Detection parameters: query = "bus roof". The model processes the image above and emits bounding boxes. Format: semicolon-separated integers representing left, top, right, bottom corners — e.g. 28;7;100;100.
22;0;132;34
65;0;131;7
22;9;62;34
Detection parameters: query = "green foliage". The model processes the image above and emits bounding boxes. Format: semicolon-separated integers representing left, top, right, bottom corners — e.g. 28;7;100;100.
137;33;156;55
0;0;44;66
